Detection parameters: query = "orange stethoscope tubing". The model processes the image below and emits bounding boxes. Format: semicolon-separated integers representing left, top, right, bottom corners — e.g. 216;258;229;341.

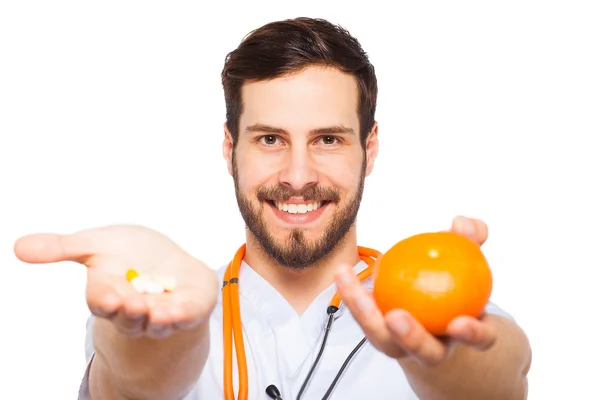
222;244;382;400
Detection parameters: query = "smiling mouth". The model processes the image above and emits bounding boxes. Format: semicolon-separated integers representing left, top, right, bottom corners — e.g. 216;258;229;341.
268;200;330;214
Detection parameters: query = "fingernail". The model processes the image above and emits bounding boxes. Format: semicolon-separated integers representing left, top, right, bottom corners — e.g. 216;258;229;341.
456;216;475;238
125;312;145;321
148;324;169;338
389;313;410;336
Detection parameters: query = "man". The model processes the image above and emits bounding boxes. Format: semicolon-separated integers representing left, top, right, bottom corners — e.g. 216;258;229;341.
15;17;531;399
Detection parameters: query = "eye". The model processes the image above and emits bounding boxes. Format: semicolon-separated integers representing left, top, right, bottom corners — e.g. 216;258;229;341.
259;135;281;146
317;135;340;146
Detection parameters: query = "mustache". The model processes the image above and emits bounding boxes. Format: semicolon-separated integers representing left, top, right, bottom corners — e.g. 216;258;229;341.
257;184;341;203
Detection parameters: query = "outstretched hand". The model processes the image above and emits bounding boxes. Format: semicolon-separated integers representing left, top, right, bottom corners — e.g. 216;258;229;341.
14;225;219;339
334;216;496;366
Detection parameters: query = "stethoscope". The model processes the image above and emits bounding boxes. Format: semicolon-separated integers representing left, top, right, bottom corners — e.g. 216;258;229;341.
222;244;381;400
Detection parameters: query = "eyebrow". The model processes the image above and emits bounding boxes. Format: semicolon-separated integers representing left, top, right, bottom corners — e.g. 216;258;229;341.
244;123;356;136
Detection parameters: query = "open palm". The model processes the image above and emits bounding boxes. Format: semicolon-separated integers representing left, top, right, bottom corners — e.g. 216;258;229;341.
14;224;219;339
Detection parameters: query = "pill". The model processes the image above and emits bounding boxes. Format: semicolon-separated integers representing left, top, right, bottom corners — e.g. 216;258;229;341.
130;275;151;293
140;278;166;294
126;269;139;282
126;268;177;294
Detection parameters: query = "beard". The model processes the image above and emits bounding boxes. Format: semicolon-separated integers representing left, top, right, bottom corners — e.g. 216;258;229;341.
232;152;366;271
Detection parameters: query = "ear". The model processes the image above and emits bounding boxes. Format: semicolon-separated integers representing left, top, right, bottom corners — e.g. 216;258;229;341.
364;121;379;177
223;123;234;176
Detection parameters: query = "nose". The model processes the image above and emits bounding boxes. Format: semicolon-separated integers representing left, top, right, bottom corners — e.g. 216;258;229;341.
278;146;318;192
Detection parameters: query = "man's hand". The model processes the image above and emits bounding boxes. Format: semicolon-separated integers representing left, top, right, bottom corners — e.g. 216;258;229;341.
14;224;219;339
334;216;494;366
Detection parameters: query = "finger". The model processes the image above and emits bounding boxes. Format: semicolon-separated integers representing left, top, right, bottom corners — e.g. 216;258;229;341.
451;216;488;245
142;291;208;338
87;264;150;337
446;315;497;351
14;233;95;264
85;272;124;319
334;265;405;358
146;309;174;339
140;294;175;339
384;310;447;366
111;277;151;337
145;289;206;332
169;291;207;331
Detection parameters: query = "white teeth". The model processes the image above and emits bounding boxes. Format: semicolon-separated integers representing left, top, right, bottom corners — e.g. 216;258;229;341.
275;201;322;214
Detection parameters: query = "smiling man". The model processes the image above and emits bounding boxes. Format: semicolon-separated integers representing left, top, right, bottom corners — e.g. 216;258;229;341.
228;64;371;312
15;17;531;400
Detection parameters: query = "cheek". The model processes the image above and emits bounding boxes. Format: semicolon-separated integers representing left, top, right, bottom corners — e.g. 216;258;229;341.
337;174;362;198
321;156;364;192
235;151;278;191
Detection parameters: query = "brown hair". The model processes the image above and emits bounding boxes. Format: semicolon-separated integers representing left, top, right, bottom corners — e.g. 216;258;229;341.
221;17;378;148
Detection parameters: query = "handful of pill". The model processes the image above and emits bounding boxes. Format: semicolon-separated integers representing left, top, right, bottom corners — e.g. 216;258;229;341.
126;269;177;294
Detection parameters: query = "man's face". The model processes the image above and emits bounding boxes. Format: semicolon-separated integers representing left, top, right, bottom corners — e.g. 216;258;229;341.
225;66;377;270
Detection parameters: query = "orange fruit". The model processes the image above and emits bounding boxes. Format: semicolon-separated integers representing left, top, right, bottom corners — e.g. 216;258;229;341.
372;231;493;336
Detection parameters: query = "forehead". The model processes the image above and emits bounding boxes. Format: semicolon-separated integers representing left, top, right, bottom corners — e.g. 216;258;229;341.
239;66;359;132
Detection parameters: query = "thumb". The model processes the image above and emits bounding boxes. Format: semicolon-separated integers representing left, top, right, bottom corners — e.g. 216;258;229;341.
14;233;95;264
451;216;489;246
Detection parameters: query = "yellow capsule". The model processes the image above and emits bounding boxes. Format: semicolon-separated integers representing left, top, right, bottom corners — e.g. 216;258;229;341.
126;269;139;282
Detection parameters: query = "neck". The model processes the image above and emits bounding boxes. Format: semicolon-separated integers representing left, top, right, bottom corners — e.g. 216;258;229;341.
243;228;361;315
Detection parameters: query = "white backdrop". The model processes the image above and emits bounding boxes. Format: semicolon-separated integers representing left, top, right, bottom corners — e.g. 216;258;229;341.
1;1;598;399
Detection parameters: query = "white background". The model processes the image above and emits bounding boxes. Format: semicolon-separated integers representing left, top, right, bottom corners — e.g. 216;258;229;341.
1;1;598;399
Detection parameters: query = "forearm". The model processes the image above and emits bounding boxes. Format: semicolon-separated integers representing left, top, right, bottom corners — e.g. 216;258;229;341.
400;315;532;400
89;318;211;400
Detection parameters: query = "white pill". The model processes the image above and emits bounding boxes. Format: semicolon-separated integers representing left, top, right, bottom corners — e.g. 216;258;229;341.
131;276;150;293
130;273;177;294
131;275;163;294
143;280;166;294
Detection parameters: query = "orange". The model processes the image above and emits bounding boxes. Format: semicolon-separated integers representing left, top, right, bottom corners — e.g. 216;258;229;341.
372;231;493;336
